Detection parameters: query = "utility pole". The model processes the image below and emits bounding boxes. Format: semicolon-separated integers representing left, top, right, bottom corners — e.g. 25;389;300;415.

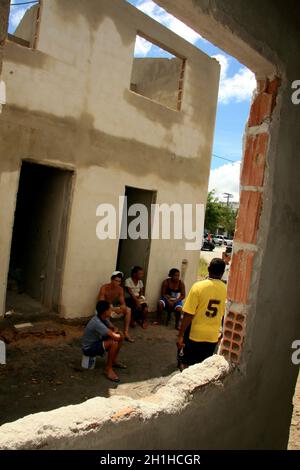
223;192;233;207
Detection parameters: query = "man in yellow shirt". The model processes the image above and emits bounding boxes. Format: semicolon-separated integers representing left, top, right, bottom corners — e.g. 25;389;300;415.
177;258;226;368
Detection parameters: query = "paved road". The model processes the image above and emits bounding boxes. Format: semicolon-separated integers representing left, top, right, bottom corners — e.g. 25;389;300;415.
200;245;225;264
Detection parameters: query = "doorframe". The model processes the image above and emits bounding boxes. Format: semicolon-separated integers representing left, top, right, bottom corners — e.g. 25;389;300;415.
4;158;76;314
116;185;157;289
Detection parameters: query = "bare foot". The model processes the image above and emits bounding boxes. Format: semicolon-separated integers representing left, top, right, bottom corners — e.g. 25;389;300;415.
104;368;120;382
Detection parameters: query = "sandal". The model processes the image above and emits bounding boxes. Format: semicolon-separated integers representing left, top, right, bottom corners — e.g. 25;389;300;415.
124;335;135;343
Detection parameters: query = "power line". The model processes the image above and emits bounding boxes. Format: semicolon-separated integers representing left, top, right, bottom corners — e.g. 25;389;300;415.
212;153;240;164
10;1;38;6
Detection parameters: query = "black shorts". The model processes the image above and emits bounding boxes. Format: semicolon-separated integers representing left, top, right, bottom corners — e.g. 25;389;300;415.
180;338;218;366
82;339;108;357
125;297;147;321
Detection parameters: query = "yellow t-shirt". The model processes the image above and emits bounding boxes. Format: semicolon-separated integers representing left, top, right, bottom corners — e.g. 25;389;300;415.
183;279;227;343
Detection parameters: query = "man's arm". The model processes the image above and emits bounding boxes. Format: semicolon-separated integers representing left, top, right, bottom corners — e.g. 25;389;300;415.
178;281;186;301
177;313;193;348
126;286;139;301
98;285;106;301
106;328;122;342
161;280;169;298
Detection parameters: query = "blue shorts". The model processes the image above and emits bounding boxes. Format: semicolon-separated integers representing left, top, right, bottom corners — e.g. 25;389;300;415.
82;338;108;357
159;297;183;310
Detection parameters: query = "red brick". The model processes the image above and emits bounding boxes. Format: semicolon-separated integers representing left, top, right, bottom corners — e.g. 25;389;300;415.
235;191;262;244
266;77;281;97
241;133;269;187
220;311;246;363
227;250;255;304
248;92;273;127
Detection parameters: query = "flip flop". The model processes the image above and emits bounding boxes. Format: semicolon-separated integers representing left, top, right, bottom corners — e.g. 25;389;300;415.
124;336;135;343
113;362;127;369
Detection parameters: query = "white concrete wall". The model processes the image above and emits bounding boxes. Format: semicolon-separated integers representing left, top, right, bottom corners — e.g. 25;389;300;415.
131;57;182;109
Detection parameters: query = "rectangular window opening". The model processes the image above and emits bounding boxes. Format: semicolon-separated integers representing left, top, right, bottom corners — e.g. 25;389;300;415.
8;0;41;49
130;33;186;111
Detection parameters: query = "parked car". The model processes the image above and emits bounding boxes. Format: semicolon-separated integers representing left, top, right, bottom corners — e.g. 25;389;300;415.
201;238;215;251
213;235;224;245
224;237;233;246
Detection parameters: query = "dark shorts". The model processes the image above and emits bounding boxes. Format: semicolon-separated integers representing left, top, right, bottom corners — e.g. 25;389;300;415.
82;338;108;357
125;297;147;321
180;333;217;366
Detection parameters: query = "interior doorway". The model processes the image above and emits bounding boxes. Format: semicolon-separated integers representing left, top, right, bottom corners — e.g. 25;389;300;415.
6;161;73;314
116;186;156;285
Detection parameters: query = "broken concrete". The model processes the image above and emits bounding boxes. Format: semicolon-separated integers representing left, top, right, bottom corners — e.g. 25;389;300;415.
0;355;230;450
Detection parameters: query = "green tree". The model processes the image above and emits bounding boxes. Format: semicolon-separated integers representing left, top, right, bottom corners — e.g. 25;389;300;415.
204;190;222;233
204;190;237;236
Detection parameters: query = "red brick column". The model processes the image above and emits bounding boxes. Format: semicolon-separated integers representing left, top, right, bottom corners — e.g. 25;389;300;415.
219;77;281;363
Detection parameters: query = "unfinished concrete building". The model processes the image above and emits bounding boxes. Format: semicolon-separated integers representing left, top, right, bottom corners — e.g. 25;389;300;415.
0;0;219;319
0;0;219;318
0;0;300;451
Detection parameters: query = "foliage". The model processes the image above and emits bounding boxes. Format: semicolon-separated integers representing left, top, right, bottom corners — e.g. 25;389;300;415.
204;190;237;236
198;258;208;279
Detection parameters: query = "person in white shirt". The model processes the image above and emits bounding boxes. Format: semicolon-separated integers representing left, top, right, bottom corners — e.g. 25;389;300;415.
125;266;148;329
222;246;232;284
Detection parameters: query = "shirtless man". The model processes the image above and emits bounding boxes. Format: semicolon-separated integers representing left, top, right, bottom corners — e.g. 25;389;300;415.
98;271;134;342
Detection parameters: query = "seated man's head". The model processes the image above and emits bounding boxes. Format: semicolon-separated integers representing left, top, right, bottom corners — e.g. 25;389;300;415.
168;268;180;281
131;266;144;280
96;300;111;319
208;258;226;279
110;271;123;286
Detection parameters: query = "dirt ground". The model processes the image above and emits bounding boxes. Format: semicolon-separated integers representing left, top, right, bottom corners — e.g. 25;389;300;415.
0;311;299;450
0;314;179;426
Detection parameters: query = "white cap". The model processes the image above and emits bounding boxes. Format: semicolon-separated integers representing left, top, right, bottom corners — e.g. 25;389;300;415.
111;270;123;278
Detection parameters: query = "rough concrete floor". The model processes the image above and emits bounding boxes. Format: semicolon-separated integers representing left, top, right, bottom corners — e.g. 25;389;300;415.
0;315;179;426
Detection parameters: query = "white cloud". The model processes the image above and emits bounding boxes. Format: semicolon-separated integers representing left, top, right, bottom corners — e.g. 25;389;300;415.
9;6;27;33
135;0;203;45
134;36;153;56
208;161;241;202
213;54;256;104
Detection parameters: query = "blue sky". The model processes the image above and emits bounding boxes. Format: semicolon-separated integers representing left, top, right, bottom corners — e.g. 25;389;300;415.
8;0;255;202
127;0;256;201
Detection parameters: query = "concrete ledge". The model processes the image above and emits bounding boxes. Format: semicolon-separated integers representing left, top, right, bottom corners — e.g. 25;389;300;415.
0;355;230;450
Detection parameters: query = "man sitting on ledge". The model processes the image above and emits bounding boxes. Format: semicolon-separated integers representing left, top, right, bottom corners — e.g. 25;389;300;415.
97;271;134;342
82;300;126;382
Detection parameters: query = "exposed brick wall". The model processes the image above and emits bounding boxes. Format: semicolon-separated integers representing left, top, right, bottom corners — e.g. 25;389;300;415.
220;77;281;363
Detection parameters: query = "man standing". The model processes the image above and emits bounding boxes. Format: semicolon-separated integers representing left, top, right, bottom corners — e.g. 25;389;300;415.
98;271;134;342
177;258;226;369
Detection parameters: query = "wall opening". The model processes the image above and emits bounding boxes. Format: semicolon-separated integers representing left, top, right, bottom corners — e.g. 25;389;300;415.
116;186;156;286
130;33;186;111
8;0;41;48
6;161;73;315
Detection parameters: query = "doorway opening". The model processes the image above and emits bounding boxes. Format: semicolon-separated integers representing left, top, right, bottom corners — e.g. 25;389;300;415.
6;161;73;316
116;186;156;286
